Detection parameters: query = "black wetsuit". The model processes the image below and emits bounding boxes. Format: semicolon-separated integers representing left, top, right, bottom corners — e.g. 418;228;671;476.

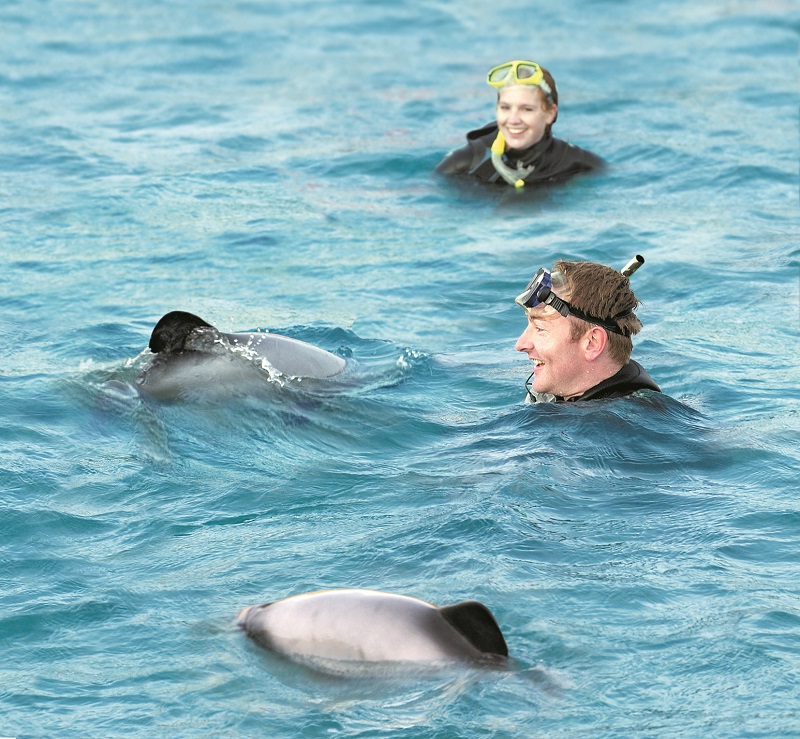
528;360;661;403
436;123;603;185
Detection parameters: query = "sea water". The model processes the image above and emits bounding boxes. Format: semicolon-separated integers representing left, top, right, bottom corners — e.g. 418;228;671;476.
1;0;798;736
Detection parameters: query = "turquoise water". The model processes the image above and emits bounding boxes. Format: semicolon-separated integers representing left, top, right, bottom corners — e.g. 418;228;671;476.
2;0;799;735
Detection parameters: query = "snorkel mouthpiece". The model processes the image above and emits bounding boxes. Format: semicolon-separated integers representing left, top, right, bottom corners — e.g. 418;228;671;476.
621;254;644;278
490;132;506;156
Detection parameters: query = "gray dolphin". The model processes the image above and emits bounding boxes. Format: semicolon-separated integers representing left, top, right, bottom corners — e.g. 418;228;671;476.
237;588;508;665
137;311;346;398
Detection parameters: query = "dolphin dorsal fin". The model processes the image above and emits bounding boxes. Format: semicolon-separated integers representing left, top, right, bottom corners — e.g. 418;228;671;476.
149;311;214;354
439;600;508;657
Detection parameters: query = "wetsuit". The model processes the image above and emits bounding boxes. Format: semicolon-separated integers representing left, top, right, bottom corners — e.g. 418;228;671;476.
527;360;661;404
436;123;603;185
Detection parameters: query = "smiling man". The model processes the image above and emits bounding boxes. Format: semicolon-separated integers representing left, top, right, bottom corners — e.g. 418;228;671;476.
514;259;661;403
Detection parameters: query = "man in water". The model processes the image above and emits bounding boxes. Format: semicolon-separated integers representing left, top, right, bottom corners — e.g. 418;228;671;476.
514;258;660;403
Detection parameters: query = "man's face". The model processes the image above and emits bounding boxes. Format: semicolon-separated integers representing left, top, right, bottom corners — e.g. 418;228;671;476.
515;309;589;399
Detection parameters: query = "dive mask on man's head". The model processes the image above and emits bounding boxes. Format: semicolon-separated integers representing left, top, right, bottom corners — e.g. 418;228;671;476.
487;60;554;101
515;267;630;335
515;268;556;310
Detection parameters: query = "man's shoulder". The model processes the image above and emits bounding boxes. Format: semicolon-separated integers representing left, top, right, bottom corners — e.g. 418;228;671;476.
580;360;661;401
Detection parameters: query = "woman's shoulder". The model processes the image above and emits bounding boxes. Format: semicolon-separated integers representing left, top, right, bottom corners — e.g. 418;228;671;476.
548;136;605;170
435;123;497;174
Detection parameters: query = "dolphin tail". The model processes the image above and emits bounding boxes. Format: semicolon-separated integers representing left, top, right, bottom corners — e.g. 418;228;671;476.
439;600;508;657
149;311;215;354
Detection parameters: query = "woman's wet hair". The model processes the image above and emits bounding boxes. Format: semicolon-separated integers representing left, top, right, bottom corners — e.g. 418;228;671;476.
539;67;558;130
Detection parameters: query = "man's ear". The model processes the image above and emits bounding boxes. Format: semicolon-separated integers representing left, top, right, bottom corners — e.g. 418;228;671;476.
583;326;608;361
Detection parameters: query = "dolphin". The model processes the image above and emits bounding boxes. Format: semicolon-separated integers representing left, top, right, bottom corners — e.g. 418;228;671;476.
136;311;346;398
237;588;508;666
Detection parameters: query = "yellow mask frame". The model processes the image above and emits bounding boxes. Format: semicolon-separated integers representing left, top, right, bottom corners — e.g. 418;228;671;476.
486;60;553;100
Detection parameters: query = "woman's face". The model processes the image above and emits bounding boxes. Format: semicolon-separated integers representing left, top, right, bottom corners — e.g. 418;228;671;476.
496;85;557;151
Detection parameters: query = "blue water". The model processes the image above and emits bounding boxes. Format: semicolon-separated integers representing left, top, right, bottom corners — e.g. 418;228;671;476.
2;0;798;735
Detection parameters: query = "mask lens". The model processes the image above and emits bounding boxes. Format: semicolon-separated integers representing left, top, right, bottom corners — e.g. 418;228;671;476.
515;63;542;83
487;63;513;85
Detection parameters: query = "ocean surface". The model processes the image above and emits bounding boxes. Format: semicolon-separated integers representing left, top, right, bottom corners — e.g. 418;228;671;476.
1;0;798;736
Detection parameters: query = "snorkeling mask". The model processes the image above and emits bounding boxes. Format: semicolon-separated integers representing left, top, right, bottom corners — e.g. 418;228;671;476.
514;256;645;336
486;60;554;102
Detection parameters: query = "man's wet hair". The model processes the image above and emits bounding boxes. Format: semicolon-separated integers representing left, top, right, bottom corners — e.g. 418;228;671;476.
554;259;643;364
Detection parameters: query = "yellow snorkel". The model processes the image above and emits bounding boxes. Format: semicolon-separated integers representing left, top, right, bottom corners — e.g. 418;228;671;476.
490;132;530;188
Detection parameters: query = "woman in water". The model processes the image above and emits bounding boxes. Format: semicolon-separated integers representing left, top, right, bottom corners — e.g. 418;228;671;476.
436;60;603;187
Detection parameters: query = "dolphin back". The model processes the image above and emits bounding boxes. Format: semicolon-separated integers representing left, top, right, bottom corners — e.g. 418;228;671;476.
438;600;508;658
237;590;509;667
222;332;346;379
146;311;346;380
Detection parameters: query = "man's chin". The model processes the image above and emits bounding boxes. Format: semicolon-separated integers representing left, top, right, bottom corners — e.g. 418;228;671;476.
530;369;548;393
531;381;554;397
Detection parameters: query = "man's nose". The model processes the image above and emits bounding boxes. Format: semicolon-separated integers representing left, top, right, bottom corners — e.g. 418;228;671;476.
515;325;533;352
